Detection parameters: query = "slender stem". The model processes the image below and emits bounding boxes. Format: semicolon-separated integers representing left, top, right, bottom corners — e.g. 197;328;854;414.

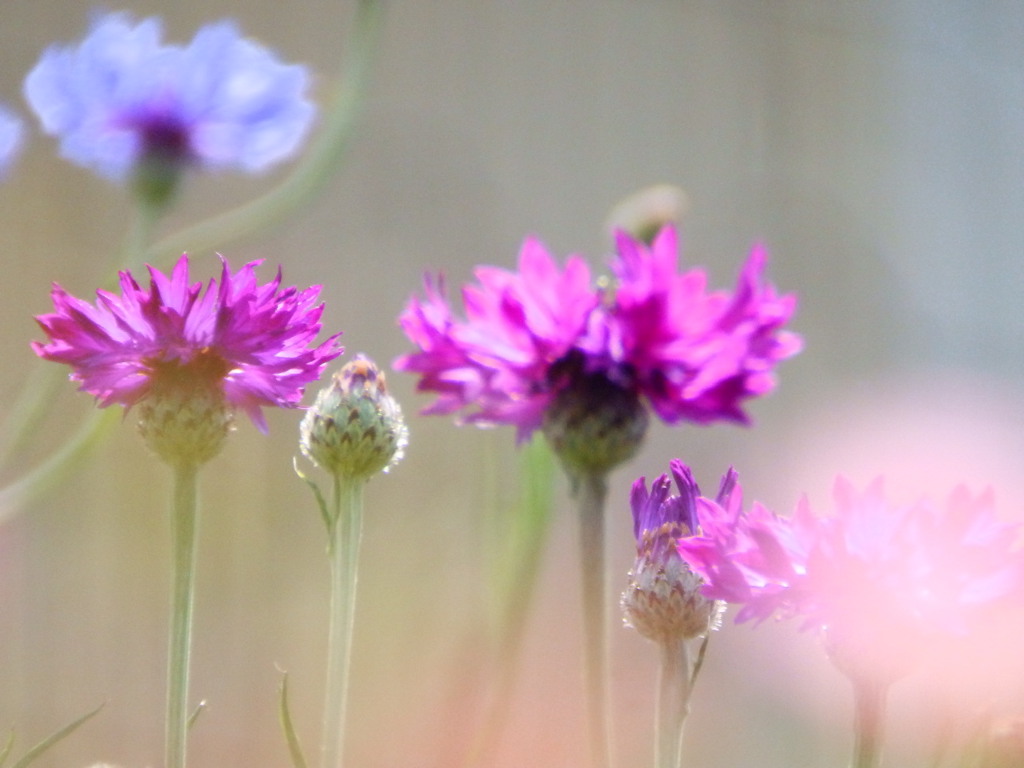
143;0;384;267
166;462;201;768
850;676;889;768
119;197;163;273
655;639;691;768
0;195;159;474
452;437;556;768
321;474;365;768
577;471;612;768
0;408;118;524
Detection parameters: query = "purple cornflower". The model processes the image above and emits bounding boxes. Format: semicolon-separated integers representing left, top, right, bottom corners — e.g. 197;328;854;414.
24;12;314;194
622;460;733;643
0;104;24;178
396;225;799;472
677;477;1024;683
33;255;342;435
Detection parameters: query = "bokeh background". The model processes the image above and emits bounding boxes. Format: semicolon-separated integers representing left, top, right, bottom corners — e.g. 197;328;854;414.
1;1;1023;766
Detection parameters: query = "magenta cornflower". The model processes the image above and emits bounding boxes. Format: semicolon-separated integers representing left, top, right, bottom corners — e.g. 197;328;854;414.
396;226;800;462
24;11;315;197
33;254;342;434
677;476;1024;682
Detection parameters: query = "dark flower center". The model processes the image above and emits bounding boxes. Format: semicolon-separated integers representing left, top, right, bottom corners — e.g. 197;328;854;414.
541;349;648;477
131;115;194;208
146;347;233;399
138;116;193;165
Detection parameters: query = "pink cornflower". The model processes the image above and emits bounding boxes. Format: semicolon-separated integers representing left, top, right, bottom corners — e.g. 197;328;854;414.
396;226;800;470
33;255;342;444
677;476;1024;683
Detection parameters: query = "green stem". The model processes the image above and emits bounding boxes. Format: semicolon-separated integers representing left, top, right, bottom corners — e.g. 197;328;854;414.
655;639;691;768
166;462;201;768
0;408;118;523
577;471;612;768
321;474;365;768
0;195;159;472
143;0;384;267
119;197;164;273
452;437;556;768
851;676;888;768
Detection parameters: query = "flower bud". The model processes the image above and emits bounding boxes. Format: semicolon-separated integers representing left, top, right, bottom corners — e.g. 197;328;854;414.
300;356;407;480
622;520;721;643
605;184;689;246
622;464;723;643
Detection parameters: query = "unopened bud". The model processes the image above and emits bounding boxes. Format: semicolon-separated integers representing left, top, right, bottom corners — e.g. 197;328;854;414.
299;356;407;480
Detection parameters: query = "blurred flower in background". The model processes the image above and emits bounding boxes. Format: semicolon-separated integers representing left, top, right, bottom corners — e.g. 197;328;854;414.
678;475;1024;685
0;104;24;178
23;11;316;204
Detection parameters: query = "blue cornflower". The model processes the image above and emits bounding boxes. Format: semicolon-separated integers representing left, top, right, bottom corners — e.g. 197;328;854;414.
0;104;25;179
24;12;315;199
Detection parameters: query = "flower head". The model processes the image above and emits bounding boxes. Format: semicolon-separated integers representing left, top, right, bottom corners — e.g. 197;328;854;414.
24;12;315;199
621;460;731;643
33;255;342;456
677;476;1024;682
0;104;25;178
396;225;800;472
300;355;408;480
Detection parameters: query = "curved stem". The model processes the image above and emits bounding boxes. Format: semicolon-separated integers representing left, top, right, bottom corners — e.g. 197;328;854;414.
577;471;612;768
0;408;118;523
166;461;201;768
143;0;384;267
321;474;365;768
655;639;691;768
0;195;159;472
850;676;888;768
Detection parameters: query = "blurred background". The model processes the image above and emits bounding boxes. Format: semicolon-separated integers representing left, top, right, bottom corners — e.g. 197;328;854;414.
1;1;1023;766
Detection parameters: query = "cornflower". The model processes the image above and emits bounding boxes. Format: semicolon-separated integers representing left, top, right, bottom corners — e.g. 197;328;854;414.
677;477;1024;768
397;225;800;473
24;11;315;206
34;254;341;462
33;254;342;768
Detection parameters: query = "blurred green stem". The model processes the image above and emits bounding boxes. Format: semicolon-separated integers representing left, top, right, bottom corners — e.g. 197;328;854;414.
0;192;159;478
120;196;163;272
0;408;118;525
453;437;555;768
321;474;365;768
166;461;200;768
851;677;888;768
655;638;691;768
577;471;612;768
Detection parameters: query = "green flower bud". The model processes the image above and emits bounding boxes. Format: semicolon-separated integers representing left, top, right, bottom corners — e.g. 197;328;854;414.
300;356;407;480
